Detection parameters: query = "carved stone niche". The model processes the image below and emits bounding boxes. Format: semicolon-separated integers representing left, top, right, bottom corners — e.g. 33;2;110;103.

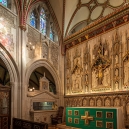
39;73;49;91
71;47;83;93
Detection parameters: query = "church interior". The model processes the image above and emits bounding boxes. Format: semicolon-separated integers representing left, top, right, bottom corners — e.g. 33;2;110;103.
0;0;129;129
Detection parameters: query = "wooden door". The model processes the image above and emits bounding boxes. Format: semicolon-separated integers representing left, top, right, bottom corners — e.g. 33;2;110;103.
0;85;11;129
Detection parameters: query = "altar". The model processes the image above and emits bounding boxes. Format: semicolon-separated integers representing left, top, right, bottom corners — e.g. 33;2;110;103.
58;107;125;129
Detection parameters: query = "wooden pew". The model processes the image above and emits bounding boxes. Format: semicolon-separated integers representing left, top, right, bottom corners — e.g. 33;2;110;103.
13;118;48;129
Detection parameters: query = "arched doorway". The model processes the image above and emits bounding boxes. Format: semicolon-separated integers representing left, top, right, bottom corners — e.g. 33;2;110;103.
0;58;11;129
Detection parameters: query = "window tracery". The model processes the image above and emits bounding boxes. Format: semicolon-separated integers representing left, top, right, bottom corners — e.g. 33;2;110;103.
0;0;7;7
30;12;36;28
29;4;57;43
40;8;46;35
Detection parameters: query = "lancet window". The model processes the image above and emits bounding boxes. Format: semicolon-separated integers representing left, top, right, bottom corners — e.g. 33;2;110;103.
30;12;36;28
40;8;46;35
0;0;7;7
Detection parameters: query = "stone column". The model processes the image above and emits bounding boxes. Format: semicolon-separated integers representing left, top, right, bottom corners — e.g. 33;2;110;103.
20;27;27;119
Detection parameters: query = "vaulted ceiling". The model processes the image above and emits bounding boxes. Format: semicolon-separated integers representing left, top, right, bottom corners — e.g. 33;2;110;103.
48;0;129;38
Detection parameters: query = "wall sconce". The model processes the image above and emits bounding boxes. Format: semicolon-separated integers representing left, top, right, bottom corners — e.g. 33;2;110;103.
26;42;35;51
28;87;35;92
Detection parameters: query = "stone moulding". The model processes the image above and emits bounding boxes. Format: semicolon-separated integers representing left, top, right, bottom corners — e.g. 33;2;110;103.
64;4;129;51
64;91;129;98
27;90;59;99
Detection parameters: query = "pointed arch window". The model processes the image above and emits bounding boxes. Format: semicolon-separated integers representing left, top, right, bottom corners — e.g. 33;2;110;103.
40;8;46;35
30;12;36;28
0;0;7;7
50;27;54;41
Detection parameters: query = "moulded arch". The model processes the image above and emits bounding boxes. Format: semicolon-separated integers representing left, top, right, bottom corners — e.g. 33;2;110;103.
0;44;20;121
25;59;61;95
0;45;19;84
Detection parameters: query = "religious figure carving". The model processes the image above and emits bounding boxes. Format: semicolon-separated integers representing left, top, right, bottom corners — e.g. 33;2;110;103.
89;99;94;106
96;64;103;85
82;99;87;106
115;82;119;90
114;98;120;106
102;67;110;86
72;68;82;92
92;69;98;87
71;49;82;93
96;99;102;107
77;99;80;107
105;98;111;107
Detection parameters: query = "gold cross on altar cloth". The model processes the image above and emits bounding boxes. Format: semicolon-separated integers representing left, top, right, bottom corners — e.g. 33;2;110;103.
81;111;93;125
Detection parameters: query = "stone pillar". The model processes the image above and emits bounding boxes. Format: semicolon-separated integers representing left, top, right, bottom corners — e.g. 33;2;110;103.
20;28;27;119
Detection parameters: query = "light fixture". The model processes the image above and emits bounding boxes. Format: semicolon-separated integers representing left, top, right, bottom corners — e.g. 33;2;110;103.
28;87;35;92
26;42;35;51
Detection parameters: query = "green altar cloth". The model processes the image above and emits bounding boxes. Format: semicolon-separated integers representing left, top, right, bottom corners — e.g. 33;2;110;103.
66;107;124;129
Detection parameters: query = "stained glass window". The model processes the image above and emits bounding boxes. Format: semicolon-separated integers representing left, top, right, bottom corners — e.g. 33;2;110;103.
30;12;36;28
0;0;7;7
50;27;54;41
40;9;46;35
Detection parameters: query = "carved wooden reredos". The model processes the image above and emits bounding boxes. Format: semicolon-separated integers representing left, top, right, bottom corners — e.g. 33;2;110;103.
65;25;129;123
65;28;129;95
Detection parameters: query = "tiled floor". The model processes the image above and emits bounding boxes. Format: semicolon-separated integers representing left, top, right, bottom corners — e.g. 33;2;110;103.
48;125;58;129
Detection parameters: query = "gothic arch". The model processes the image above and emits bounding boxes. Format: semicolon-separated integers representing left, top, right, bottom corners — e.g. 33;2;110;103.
25;59;60;95
0;44;20;119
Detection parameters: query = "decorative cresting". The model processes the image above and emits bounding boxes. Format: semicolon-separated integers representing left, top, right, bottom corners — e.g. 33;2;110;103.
91;37;111;91
71;47;83;93
81;111;93;125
